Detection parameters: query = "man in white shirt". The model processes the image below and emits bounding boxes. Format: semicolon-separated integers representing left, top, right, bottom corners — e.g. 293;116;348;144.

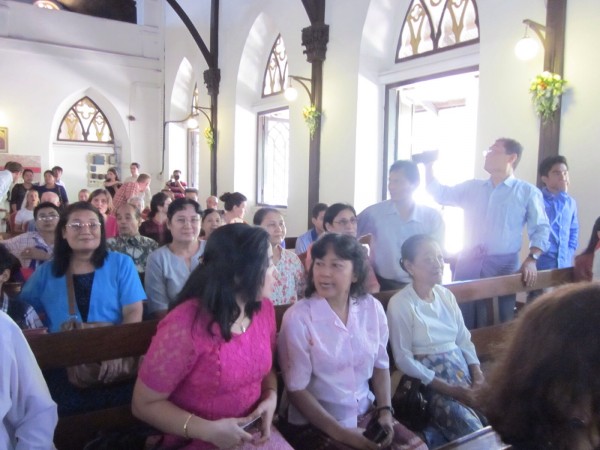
0;310;58;449
0;162;23;207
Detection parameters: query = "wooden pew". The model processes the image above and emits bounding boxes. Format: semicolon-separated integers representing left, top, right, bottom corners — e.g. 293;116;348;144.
436;425;510;449
27;320;159;450
28;268;574;449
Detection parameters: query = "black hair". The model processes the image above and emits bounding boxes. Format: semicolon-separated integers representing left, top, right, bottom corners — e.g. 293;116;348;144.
52;202;108;277
497;138;523;168
148;192;170;220
305;233;368;299
253;207;280;225
201;208;223;223
311;202;328;218
107;167;120;181
130;162;140;169
166;198;201;221
389;159;420;185
323;203;356;231
582;216;600;256
22;168;33;175
219;192;247;212
175;224;271;342
539;155;568;178
43;170;54;177
34;202;60;220
0;243;16;274
400;234;439;274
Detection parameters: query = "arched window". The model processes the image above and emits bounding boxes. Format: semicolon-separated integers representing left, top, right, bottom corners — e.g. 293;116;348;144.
396;0;479;62
262;34;288;97
57;96;114;143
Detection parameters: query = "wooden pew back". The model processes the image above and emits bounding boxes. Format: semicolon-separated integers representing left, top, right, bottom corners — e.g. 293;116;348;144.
29;268;574;449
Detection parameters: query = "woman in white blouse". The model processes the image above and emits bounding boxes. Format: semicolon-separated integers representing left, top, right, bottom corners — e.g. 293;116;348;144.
386;234;484;445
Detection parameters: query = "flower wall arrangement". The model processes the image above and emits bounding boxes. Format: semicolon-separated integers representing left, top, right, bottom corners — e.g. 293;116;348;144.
302;104;321;139
204;126;214;148
529;71;567;122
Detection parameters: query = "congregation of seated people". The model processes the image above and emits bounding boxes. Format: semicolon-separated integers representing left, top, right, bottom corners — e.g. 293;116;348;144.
1;142;599;450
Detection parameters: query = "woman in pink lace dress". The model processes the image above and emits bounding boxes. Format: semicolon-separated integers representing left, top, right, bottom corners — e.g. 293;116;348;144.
132;224;292;450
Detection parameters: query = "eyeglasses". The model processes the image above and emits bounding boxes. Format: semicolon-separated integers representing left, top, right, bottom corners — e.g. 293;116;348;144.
333;218;357;227
66;221;101;231
36;215;60;222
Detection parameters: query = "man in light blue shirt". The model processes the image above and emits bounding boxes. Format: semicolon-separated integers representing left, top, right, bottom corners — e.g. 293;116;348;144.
425;138;550;328
358;160;445;290
295;202;327;255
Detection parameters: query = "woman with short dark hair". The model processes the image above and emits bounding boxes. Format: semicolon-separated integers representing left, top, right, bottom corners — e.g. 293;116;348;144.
278;233;426;450
133;224;293;449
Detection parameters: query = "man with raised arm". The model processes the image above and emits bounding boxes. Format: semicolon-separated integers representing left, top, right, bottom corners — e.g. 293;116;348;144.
425;138;550;328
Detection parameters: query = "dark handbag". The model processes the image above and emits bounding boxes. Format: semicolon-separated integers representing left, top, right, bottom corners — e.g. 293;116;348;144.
391;375;430;431
60;270;138;389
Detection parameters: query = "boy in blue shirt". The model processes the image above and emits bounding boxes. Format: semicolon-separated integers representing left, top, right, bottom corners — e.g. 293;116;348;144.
537;155;578;270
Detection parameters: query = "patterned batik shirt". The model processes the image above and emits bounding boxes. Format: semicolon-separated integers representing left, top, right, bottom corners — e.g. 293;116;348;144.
107;235;159;273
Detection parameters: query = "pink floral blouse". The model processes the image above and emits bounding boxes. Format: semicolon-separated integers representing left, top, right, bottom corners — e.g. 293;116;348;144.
271;247;305;305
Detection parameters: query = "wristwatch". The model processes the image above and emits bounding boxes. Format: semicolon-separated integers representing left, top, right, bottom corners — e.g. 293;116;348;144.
528;253;539;261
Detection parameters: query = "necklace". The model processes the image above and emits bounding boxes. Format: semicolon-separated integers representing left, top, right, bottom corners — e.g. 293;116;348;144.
234;315;248;333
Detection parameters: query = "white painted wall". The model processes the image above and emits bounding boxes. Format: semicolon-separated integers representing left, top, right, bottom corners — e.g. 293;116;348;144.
3;0;599;252
0;0;163;201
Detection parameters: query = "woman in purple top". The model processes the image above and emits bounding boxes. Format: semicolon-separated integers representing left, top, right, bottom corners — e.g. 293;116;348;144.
132;224;292;450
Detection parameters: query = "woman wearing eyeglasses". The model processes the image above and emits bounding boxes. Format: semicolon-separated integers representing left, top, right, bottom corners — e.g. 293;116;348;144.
305;203;380;294
2;202;60;270
18;201;145;334
144;198;205;319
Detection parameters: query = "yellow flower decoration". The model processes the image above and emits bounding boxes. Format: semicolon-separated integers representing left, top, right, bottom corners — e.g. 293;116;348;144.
529;71;567;122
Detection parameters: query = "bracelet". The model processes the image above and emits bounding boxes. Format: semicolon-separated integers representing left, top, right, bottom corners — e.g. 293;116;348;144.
183;413;194;439
376;405;395;416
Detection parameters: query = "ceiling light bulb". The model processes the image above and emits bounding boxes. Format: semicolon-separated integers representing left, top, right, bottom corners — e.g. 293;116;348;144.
33;0;61;10
186;117;199;129
515;36;540;61
284;86;298;102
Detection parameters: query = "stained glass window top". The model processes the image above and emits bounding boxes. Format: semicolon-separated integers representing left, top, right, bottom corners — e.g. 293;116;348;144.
262;34;288;97
57;96;114;143
396;0;479;61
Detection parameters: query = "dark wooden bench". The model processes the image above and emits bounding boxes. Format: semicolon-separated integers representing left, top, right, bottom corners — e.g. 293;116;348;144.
28;268;575;449
27;320;159;450
437;425;510;449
